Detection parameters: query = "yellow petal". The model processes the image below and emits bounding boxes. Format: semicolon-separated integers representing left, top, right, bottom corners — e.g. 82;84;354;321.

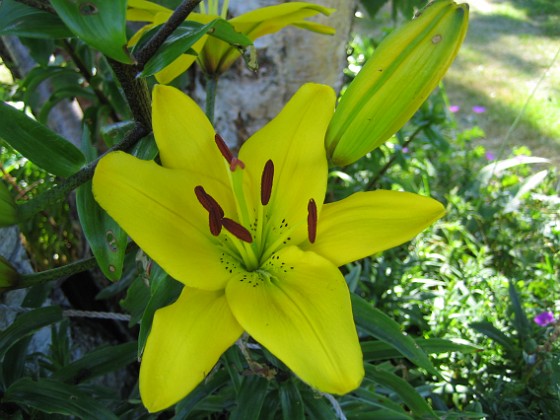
305;191;445;266
239;83;335;247
152;85;227;179
202;3;334;74
230;3;335;39
226;246;364;394
140;287;243;412
92;151;236;290
128;0;170;14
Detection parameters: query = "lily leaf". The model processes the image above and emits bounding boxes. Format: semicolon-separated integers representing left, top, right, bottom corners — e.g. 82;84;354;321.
138;19;252;77
138;265;182;358
0;102;85;177
351;294;440;377
0;306;62;360
230;375;269;420
365;364;437;419
52;342;137;383
76;126;127;281
0;0;72;39
2;377;118;419
50;0;132;63
362;338;479;361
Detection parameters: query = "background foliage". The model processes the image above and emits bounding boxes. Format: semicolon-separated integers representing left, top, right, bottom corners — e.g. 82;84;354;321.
0;0;558;418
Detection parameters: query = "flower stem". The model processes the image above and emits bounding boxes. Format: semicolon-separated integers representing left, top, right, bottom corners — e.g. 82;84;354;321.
17;124;149;221
205;75;218;125
9;256;99;291
108;59;152;129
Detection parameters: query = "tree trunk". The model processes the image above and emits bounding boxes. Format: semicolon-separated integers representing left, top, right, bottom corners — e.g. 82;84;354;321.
204;0;355;147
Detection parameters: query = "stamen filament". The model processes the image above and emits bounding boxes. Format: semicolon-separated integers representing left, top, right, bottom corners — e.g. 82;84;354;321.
260;221;302;264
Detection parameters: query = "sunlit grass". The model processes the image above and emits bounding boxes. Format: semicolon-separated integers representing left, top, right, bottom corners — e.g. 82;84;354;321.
444;0;560;164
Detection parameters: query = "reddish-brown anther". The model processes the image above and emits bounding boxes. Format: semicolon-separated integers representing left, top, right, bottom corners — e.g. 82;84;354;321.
260;159;274;206
208;210;223;236
222;218;253;243
307;198;317;243
194;186;224;218
214;133;234;164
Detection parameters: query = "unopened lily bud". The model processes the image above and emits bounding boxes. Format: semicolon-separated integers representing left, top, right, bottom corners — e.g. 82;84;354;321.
0;181;18;227
0;255;20;292
326;0;469;166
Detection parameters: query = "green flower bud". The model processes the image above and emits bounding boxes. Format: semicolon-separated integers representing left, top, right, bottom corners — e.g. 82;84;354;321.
0;255;20;292
326;0;469;166
0;181;18;227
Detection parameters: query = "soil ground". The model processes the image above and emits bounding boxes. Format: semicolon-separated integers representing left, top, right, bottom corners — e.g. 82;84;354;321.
444;0;560;166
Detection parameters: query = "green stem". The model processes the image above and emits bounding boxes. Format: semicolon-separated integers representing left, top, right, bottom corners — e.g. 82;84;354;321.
11;256;99;291
17;123;149;221
108;59;152;129
205;75;218;125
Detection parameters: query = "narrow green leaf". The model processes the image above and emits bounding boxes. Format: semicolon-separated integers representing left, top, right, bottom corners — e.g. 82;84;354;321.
362;338;479;361
0;306;62;360
0;0;72;39
138;269;182;358
76;180;127;281
137;20;213;78
508;280;531;341
208;19;253;47
138;19;252;77
470;321;516;353
2;377;117;419
364;364;437;419
120;274;151;325
38;87;97;124
351;388;412;419
76;125;127;281
52;342;137;383
0;102;85;177
351;294;440;377
300;387;337;420
174;369;230;418
50;0;132;63
230;375;269;420
279;378;305;420
21;66;82;110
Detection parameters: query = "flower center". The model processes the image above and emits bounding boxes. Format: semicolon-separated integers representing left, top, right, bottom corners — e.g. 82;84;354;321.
194;134;317;272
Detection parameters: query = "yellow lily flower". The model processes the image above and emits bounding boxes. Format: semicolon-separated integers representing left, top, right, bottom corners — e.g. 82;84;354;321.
93;83;445;412
127;0;335;83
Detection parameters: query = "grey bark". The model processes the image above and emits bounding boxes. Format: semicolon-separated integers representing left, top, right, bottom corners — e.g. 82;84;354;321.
201;0;355;147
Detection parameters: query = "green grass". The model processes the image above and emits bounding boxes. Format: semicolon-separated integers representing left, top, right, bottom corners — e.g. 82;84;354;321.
444;0;560;165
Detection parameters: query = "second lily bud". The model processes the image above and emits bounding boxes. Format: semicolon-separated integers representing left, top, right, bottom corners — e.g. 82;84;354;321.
326;0;469;166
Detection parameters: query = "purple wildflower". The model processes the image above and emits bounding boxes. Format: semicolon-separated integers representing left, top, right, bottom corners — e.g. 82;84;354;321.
534;311;555;327
449;105;460;113
472;105;486;114
485;151;496;161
